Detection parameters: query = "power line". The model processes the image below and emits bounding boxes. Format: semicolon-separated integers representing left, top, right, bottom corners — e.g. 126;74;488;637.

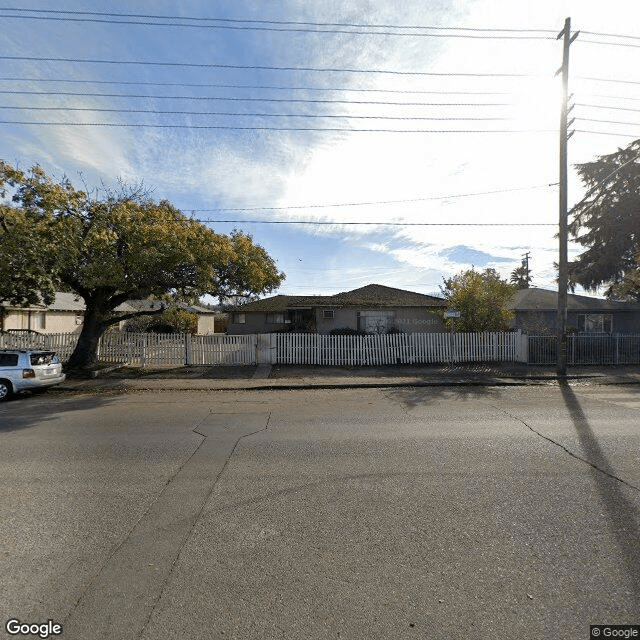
581;30;640;42
576;102;640;113
576;129;640;138
578;38;640;49
0;90;511;107
196;219;556;226
577;76;640;86
0;55;544;77
585;93;640;102
0;120;557;133
0;106;512;122
0;12;558;39
577;117;640;127
188;184;558;211
0;77;514;96
569;150;640;217
0;8;558;34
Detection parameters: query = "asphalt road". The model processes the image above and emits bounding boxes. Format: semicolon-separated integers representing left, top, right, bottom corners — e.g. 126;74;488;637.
1;384;639;640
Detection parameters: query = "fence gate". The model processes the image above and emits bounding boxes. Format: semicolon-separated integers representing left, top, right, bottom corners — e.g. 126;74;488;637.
190;335;257;365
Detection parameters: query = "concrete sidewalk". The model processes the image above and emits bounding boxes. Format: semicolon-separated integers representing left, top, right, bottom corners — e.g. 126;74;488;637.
55;362;640;393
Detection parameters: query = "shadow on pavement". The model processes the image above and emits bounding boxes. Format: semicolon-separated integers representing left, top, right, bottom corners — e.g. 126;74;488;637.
0;390;122;433
559;381;640;610
388;381;501;409
101;365;258;379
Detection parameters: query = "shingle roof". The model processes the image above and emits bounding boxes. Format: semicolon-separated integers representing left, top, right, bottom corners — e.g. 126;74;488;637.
0;292;95;312
237;284;445;312
1;293;215;314
509;287;640;311
125;299;218;315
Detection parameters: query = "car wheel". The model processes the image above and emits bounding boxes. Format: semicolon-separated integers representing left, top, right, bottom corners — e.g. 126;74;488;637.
0;379;12;402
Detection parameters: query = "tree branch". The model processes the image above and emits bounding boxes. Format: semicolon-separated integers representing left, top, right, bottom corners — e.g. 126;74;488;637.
103;306;166;327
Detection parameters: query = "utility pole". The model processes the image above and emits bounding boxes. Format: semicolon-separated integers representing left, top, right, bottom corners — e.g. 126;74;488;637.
556;17;578;376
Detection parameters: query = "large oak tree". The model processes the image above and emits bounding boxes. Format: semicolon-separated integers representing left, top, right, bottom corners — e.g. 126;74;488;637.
0;161;284;367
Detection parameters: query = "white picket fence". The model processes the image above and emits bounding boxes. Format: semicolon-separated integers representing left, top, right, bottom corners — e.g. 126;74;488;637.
272;332;526;365
0;330;528;366
97;333;257;366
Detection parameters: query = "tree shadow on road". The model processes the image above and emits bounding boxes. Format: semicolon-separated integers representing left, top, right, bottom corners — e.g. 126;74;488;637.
388;382;503;409
559;380;640;611
0;390;123;433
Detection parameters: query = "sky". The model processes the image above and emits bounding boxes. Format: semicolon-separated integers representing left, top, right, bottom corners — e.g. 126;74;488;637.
0;1;638;300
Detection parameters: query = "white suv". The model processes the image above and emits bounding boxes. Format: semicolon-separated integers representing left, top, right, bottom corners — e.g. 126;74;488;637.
0;349;66;401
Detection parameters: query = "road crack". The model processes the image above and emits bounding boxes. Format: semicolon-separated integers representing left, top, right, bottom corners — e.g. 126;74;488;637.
136;411;271;639
63;410;213;627
492;404;640;493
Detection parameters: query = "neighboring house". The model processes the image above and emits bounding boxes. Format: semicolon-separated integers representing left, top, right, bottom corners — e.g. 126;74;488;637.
509;288;640;334
124;299;223;334
227;284;446;335
0;293;224;335
1;292;89;334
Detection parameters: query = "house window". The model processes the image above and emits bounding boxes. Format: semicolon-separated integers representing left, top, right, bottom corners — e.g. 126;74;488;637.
577;313;612;333
357;311;394;334
266;313;285;324
323;309;335;319
233;313;246;324
75;313;83;325
30;311;46;331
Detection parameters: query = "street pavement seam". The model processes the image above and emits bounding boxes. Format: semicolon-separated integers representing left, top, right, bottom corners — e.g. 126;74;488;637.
61;423;211;628
137;411;272;639
492;403;640;493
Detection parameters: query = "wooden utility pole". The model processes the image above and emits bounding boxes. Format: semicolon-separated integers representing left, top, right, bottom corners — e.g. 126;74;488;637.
557;17;578;376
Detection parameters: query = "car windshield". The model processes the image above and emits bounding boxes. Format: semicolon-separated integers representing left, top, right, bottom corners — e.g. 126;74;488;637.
30;352;58;366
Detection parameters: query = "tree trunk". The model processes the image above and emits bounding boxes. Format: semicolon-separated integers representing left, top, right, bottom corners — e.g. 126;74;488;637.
67;305;107;369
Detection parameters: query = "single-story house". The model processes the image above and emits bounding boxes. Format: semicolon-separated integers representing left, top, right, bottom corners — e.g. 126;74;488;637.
0;293;224;335
227;284;447;335
509;287;640;334
124;299;222;334
1;292;88;334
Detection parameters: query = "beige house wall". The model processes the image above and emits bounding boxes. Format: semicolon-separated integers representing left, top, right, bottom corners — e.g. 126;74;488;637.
196;315;218;335
1;309;83;334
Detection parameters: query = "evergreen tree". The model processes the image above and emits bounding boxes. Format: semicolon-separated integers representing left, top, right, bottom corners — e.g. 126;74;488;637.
568;138;640;298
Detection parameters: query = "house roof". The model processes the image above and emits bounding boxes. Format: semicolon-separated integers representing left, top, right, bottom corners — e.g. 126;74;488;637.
508;287;640;311
0;292;91;312
125;299;219;315
1;293;216;315
236;284;445;312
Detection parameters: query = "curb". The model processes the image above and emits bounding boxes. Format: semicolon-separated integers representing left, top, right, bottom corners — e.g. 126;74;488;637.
53;373;640;394
90;363;129;379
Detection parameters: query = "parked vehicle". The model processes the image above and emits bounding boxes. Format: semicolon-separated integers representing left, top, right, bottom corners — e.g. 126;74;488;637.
0;349;66;401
